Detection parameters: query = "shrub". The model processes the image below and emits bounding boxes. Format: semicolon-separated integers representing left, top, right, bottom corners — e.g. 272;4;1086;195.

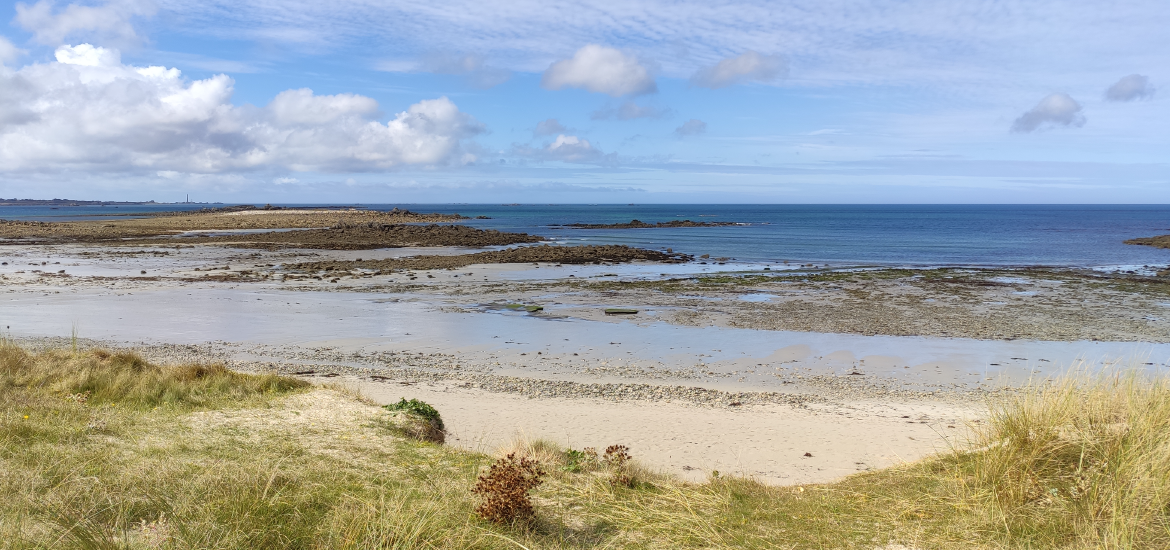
382;398;445;444
604;445;636;487
472;453;546;524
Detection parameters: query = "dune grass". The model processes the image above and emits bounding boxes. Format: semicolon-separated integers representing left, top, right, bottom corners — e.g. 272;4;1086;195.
961;370;1170;547
1;342;1167;549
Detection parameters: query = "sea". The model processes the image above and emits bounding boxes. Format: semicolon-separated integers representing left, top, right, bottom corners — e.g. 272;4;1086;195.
3;203;1169;272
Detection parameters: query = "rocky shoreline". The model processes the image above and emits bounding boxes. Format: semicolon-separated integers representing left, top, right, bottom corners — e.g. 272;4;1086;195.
152;223;543;250
289;244;692;272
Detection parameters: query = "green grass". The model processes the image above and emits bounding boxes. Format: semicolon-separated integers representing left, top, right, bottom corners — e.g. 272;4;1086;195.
2;342;1167;548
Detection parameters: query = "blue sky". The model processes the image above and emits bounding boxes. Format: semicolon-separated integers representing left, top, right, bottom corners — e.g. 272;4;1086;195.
0;0;1166;203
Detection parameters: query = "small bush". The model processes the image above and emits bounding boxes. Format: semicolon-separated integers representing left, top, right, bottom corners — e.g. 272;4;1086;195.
472;453;546;524
383;398;442;425
604;445;636;487
382;398;445;443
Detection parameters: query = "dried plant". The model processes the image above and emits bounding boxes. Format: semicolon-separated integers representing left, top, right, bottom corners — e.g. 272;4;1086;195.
604;445;636;488
603;445;631;467
472;453;546;524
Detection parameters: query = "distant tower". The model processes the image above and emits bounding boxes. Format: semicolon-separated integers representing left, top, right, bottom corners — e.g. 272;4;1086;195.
186;194;189;203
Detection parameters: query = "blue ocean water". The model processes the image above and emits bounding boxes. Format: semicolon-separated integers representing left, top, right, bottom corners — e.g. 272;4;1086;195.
3;203;1169;269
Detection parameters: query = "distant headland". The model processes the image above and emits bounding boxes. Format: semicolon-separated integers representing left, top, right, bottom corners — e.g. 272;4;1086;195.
0;198;221;206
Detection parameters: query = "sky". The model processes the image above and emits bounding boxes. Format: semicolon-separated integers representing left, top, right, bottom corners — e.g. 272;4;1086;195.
0;0;1166;204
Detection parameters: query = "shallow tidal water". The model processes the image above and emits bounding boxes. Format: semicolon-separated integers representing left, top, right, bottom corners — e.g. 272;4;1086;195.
5;286;1167;392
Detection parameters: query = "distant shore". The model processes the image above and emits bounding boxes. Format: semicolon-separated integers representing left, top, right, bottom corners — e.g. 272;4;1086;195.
0;198;171;206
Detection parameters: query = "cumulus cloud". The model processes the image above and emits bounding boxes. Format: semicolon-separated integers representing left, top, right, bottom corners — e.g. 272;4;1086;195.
54;42;120;66
268;88;380;125
417;52;511;88
14;0;156;47
690;51;786;89
513;134;605;163
0;37;25;65
591;100;669;121
533;118;567;136
674;119;707;136
545;135;601;161
1010;93;1085;133
541;44;655;97
0;44;484;173
1105;74;1154;102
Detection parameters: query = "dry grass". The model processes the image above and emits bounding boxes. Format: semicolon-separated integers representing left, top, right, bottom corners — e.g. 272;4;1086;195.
2;341;1168;549
0;344;307;411
958;368;1170;547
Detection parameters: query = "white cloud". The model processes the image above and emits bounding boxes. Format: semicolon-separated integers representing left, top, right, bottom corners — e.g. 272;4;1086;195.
513;134;605;163
533;118;567;136
0;45;484;173
152;0;1170;99
690;51;786;89
55;43;121;66
14;0;156;47
1011;93;1085;133
0;36;25;65
1105;74;1155;102
674;119;706;136
268;88;380;125
591;100;668;120
547;135;598;161
541;44;655;96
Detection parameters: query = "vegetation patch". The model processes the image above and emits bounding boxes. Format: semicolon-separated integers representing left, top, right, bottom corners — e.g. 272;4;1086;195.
3;341;1168;548
381;397;446;443
473;453;546;524
505;303;545;312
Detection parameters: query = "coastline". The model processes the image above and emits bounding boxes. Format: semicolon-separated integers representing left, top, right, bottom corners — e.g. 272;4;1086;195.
2;208;1168;484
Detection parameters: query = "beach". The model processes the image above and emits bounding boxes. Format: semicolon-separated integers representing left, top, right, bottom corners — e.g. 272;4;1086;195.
3;207;1169;484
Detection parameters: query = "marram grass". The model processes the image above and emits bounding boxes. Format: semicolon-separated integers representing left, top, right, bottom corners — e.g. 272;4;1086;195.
961;368;1170;548
1;342;1167;549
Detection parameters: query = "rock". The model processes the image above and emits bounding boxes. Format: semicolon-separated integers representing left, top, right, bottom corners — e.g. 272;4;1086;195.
604;308;639;315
